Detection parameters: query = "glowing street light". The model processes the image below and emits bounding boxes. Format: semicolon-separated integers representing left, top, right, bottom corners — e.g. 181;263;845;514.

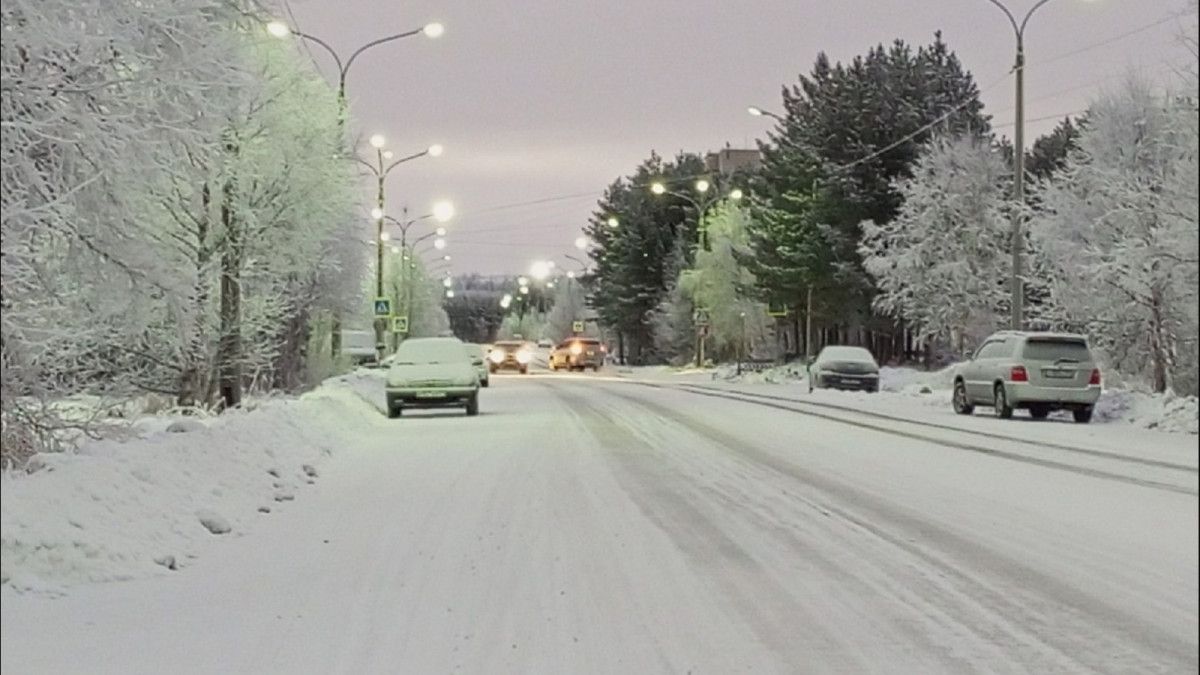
529;260;552;281
433;238;447;250
695;179;711;193
519;285;530;295
382;150;395;160
567;270;576;279
432;200;456;222
443;277;453;288
369;133;387;149
435;227;447;236
606;216;619;228
422;22;445;38
730;188;744;200
518;276;529;287
747;106;765;117
574;236;589;250
650;182;666;195
379;231;391;242
266;21;291;38
390;246;400;254
370;207;384;220
427;144;444;157
445;289;455;298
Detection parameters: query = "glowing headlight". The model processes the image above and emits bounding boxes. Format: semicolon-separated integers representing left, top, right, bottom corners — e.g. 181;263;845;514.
488;350;504;364
569;343;583;356
516;349;532;363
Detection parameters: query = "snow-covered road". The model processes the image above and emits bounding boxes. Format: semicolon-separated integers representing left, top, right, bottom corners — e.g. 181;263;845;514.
3;373;1197;674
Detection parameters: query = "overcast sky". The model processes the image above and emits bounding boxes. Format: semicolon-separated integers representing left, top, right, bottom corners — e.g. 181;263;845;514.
282;0;1192;276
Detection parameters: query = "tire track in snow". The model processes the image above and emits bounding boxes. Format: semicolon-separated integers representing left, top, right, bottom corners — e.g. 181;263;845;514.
599;383;1197;674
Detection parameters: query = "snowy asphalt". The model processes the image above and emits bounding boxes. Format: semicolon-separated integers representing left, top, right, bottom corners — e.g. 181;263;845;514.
3;370;1197;674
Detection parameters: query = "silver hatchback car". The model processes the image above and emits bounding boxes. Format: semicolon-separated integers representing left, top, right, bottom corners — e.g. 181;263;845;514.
952;331;1102;423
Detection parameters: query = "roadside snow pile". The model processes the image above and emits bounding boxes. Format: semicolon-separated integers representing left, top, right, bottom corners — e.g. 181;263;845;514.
878;365;958;394
1095;390;1199;435
1;380;378;592
714;362;808;384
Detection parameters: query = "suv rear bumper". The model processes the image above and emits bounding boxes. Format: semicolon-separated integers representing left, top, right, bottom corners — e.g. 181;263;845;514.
1005;383;1101;406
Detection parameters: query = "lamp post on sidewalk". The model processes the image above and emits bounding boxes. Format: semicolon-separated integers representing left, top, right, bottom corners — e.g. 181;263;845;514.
980;0;1061;329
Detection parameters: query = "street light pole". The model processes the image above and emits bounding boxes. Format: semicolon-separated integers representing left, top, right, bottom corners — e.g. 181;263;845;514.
983;0;1057;330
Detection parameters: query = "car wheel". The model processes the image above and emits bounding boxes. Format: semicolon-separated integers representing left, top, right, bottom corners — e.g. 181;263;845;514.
1029;405;1050;420
387;405;402;419
481;378;489;388
994;383;1014;419
520;367;528;375
465;393;480;417
952;380;975;415
1073;406;1093;424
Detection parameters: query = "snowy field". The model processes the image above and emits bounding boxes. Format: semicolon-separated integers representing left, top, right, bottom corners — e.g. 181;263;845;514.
2;369;1196;674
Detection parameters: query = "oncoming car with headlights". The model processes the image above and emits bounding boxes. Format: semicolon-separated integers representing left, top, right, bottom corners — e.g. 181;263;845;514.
549;337;605;372
488;340;533;374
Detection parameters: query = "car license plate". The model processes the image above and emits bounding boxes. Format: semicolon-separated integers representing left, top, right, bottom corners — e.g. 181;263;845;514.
416;391;445;399
1044;369;1074;379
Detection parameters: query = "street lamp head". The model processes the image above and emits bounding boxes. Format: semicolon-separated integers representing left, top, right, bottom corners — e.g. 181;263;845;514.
369;134;386;149
530;260;551;281
423;22;445;38
435;227;447;236
517;276;529;287
729;188;744;200
606;216;619;228
567;270;576;279
370;207;384;220
695;179;711;193
519;286;530;295
390;246;400;254
442;255;451;261
266;21;291;38
650;182;666;195
432;200;455;222
442;277;453;288
574;236;589;250
379;231;391;242
433;237;447;250
427;144;444;157
747;106;765;117
445;290;455;298
382;150;394;160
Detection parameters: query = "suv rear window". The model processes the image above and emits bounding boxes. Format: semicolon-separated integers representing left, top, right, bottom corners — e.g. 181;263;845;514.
1022;338;1092;362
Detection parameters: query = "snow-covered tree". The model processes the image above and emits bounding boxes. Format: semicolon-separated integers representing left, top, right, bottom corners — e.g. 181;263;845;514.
1030;76;1199;394
678;205;769;363
859;134;1012;351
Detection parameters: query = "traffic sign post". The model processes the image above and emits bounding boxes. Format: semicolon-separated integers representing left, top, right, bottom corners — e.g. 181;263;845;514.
391;316;409;334
373;297;392;318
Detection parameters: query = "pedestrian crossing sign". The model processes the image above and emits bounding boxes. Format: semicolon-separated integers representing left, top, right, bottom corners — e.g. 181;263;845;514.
373;297;392;317
572;320;585;333
392;316;409;334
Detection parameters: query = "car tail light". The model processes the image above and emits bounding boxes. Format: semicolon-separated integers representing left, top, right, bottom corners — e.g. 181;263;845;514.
1089;368;1101;386
1010;366;1028;382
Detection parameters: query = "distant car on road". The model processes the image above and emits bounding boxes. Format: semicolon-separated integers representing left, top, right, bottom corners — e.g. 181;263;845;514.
341;329;378;367
488;340;533;374
463;343;489;388
550;337;605;372
385;337;480;418
808;346;880;393
537;338;553;348
953;331;1101;423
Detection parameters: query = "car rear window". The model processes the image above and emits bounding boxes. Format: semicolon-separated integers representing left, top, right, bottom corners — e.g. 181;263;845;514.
818;346;876;365
494;342;523;351
393;339;467;364
1022;338;1092;362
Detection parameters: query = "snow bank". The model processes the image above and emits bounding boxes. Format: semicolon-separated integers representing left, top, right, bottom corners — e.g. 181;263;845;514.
0;380;379;592
1095;389;1199;435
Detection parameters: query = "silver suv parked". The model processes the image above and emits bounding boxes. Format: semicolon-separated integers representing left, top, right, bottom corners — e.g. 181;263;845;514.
952;331;1102;423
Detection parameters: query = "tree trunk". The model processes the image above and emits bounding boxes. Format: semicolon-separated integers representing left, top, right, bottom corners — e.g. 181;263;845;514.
1149;285;1170;394
217;172;242;410
178;182;212;409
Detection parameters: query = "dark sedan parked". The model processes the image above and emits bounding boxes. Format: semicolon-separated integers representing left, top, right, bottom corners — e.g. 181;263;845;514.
808;346;881;393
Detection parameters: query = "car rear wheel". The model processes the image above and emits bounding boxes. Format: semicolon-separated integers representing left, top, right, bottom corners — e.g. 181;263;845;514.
520;367;528;375
387;404;402;419
465;393;479;417
1073;406;1093;424
1029;405;1050;420
952;380;975;415
481;378;489;388
994;383;1014;419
